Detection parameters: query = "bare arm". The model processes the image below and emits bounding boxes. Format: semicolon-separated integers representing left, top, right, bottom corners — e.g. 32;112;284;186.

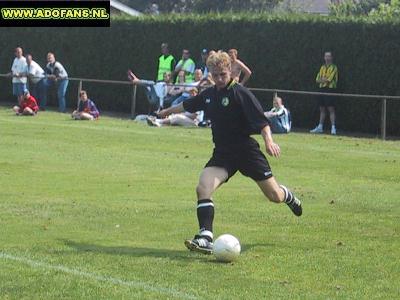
237;60;252;86
158;102;185;118
261;125;280;158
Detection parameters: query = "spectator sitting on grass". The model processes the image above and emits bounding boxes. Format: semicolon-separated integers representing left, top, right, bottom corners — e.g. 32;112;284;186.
13;90;39;116
264;95;291;134
72;90;99;120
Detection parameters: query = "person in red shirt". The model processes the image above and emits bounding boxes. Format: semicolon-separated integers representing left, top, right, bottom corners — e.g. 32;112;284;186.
13;90;39;115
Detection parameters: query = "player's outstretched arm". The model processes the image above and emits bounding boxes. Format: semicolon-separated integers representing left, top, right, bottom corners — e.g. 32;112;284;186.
158;102;185;118
261;125;280;158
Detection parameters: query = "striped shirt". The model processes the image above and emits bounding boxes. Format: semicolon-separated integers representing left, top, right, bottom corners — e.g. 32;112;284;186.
316;64;338;89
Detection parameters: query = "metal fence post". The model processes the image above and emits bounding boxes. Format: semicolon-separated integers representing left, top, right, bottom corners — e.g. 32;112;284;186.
77;80;82;109
131;85;137;119
381;98;387;140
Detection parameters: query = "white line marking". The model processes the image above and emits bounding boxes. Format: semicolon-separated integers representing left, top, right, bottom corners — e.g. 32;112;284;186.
0;252;198;300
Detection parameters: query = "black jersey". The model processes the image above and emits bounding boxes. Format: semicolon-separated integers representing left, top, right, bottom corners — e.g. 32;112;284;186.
183;80;269;148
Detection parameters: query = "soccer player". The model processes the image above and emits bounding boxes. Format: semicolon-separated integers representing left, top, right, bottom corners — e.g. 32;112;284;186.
158;51;302;254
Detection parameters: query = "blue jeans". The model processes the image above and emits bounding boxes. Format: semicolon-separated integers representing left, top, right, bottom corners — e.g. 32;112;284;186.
269;116;289;134
42;78;69;112
13;82;26;97
171;94;189;107
30;79;46;107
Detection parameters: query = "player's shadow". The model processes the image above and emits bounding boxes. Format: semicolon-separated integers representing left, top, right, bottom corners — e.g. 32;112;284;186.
61;239;204;261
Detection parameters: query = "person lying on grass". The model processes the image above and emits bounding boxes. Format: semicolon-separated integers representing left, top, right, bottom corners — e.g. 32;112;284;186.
72;90;99;121
13;90;39;116
147;88;202;127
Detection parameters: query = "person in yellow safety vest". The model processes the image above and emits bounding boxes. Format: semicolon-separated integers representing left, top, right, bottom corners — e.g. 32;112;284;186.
310;51;339;135
157;43;175;81
174;49;196;83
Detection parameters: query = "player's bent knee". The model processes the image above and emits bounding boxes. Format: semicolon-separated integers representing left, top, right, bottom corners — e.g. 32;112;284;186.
196;183;212;199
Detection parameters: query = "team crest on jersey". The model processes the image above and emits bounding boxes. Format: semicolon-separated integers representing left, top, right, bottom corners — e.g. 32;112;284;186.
221;97;230;106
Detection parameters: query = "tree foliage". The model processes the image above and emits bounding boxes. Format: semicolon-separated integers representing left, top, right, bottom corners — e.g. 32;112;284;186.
117;0;282;13
330;0;390;16
369;0;400;18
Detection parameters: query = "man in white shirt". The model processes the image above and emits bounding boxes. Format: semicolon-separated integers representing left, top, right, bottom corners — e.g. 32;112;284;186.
10;47;28;104
26;54;46;108
44;52;69;112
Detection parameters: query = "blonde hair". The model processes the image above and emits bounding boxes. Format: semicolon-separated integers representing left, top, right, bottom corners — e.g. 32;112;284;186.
206;51;231;71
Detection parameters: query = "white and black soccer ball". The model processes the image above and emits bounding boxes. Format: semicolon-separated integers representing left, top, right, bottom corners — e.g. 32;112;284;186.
213;234;241;262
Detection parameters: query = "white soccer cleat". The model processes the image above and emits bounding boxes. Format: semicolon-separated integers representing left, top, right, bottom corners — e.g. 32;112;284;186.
331;127;337;135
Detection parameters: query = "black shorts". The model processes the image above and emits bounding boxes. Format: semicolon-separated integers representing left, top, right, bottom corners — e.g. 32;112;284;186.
318;88;336;108
205;139;273;182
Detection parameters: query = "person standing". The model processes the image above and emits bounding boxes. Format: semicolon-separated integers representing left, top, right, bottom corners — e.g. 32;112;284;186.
228;48;252;86
25;54;46;108
157;43;175;81
310;51;338;135
158;51;302;254
174;49;196;83
44;52;69;112
196;48;209;78
10;47;28;104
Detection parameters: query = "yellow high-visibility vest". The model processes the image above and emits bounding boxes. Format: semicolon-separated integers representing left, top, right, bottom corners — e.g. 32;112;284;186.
157;55;174;81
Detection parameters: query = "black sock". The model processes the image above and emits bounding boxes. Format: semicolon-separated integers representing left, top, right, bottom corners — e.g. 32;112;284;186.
197;199;214;242
280;185;294;204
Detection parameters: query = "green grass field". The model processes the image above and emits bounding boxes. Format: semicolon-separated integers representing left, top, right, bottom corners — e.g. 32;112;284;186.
0;106;399;299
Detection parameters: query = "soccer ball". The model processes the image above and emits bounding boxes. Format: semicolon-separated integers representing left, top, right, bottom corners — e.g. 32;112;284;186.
213;234;241;262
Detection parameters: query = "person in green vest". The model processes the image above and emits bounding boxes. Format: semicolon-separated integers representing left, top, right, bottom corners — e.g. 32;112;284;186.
157;43;175;82
174;49;196;83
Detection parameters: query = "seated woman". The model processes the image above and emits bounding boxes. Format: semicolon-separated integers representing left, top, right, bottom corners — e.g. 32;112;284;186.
170;69;208;107
264;95;291;134
72;90;99;120
13;90;39;116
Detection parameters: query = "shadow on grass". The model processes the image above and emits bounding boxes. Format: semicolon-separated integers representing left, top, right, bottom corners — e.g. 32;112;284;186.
61;239;205;261
241;243;275;253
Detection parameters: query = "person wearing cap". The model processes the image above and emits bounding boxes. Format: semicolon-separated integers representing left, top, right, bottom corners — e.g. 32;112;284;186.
9;47;28;105
197;48;209;78
13;90;39;116
174;49;196;83
157;43;175;81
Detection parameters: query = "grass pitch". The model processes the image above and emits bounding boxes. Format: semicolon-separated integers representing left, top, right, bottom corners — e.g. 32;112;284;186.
0;106;399;299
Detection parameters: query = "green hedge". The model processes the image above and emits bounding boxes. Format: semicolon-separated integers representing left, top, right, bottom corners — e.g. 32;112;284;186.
0;14;399;135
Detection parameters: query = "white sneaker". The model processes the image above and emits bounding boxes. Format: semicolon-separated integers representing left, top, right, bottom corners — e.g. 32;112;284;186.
310;126;323;133
331;127;337;135
146;116;161;127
